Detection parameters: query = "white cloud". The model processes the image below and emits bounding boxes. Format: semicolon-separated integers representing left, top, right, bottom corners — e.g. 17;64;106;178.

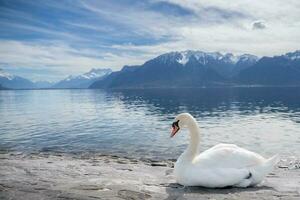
150;0;300;54
80;0;182;40
0;40;149;81
91;0;300;57
0;0;299;81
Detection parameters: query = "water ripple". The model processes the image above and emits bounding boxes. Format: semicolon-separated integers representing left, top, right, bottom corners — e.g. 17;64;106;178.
0;88;300;159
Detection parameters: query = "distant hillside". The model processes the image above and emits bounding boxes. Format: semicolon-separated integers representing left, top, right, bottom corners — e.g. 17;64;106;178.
234;51;300;85
90;50;300;89
0;84;7;90
90;50;256;89
0;69;35;89
52;68;112;89
0;69;55;89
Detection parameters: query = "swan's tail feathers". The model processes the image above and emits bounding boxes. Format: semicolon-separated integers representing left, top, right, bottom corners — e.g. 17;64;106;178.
250;155;279;186
266;154;280;168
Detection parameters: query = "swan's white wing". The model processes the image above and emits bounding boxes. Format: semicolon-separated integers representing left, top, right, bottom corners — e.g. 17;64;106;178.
193;144;265;169
182;166;251;187
179;144;265;187
208;143;239;150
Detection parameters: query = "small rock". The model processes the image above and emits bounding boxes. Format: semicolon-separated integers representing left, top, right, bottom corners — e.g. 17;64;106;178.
150;163;167;167
116;160;128;164
278;166;289;169
118;189;151;200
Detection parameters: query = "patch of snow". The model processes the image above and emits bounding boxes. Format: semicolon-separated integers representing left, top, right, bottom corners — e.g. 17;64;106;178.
175;50;227;65
290;55;300;60
223;53;238;64
65;75;76;81
0;69;15;80
238;54;259;63
161;50;259;66
205;52;223;60
177;52;189;65
285;50;300;60
63;68;112;82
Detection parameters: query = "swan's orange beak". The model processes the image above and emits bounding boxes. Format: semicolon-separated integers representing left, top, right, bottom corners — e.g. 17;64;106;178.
170;120;180;138
170;126;179;138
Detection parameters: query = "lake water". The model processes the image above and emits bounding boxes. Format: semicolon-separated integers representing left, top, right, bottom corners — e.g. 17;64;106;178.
0;88;300;160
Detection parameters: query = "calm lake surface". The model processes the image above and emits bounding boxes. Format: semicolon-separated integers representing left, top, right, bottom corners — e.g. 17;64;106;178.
0;88;300;160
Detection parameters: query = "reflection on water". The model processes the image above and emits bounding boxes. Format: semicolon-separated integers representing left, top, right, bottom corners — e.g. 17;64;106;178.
0;87;300;160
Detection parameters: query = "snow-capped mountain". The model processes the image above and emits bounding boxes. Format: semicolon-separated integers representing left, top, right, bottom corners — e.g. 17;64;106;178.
90;50;300;89
236;50;300;85
53;68;112;88
285;50;300;60
0;69;35;89
156;50;258;66
0;69;14;80
147;50;259;77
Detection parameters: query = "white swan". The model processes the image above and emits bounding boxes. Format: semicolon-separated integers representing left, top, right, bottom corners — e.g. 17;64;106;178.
171;113;279;188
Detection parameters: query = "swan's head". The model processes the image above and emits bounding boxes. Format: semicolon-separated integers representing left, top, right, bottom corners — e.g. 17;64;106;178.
170;113;195;137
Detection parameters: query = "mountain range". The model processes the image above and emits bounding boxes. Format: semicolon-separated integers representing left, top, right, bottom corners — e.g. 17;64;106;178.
52;68;112;89
0;68;112;89
90;50;300;89
1;50;300;90
236;51;300;85
0;84;6;90
0;69;36;89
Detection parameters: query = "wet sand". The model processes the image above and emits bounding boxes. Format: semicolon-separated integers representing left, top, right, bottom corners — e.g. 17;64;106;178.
0;152;299;200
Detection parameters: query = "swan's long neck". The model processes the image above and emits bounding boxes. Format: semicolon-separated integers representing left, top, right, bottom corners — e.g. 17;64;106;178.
184;118;200;160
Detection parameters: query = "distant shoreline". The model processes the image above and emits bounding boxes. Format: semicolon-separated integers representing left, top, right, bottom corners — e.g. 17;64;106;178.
2;85;300;91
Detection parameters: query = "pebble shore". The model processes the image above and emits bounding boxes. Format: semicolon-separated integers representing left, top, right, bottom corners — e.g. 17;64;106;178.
0;152;299;200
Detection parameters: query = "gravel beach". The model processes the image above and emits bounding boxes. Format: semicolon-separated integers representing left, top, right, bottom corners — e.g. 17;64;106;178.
0;152;299;200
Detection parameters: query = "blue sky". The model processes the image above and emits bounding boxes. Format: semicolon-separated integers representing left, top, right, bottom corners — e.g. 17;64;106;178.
0;0;299;81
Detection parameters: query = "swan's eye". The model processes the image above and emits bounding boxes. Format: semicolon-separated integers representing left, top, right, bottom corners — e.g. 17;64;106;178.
172;120;180;128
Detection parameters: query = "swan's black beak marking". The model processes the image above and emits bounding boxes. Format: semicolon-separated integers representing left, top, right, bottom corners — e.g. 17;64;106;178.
171;120;180;138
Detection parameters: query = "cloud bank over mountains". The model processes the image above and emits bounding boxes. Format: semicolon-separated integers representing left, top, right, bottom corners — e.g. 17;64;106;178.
0;0;299;81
